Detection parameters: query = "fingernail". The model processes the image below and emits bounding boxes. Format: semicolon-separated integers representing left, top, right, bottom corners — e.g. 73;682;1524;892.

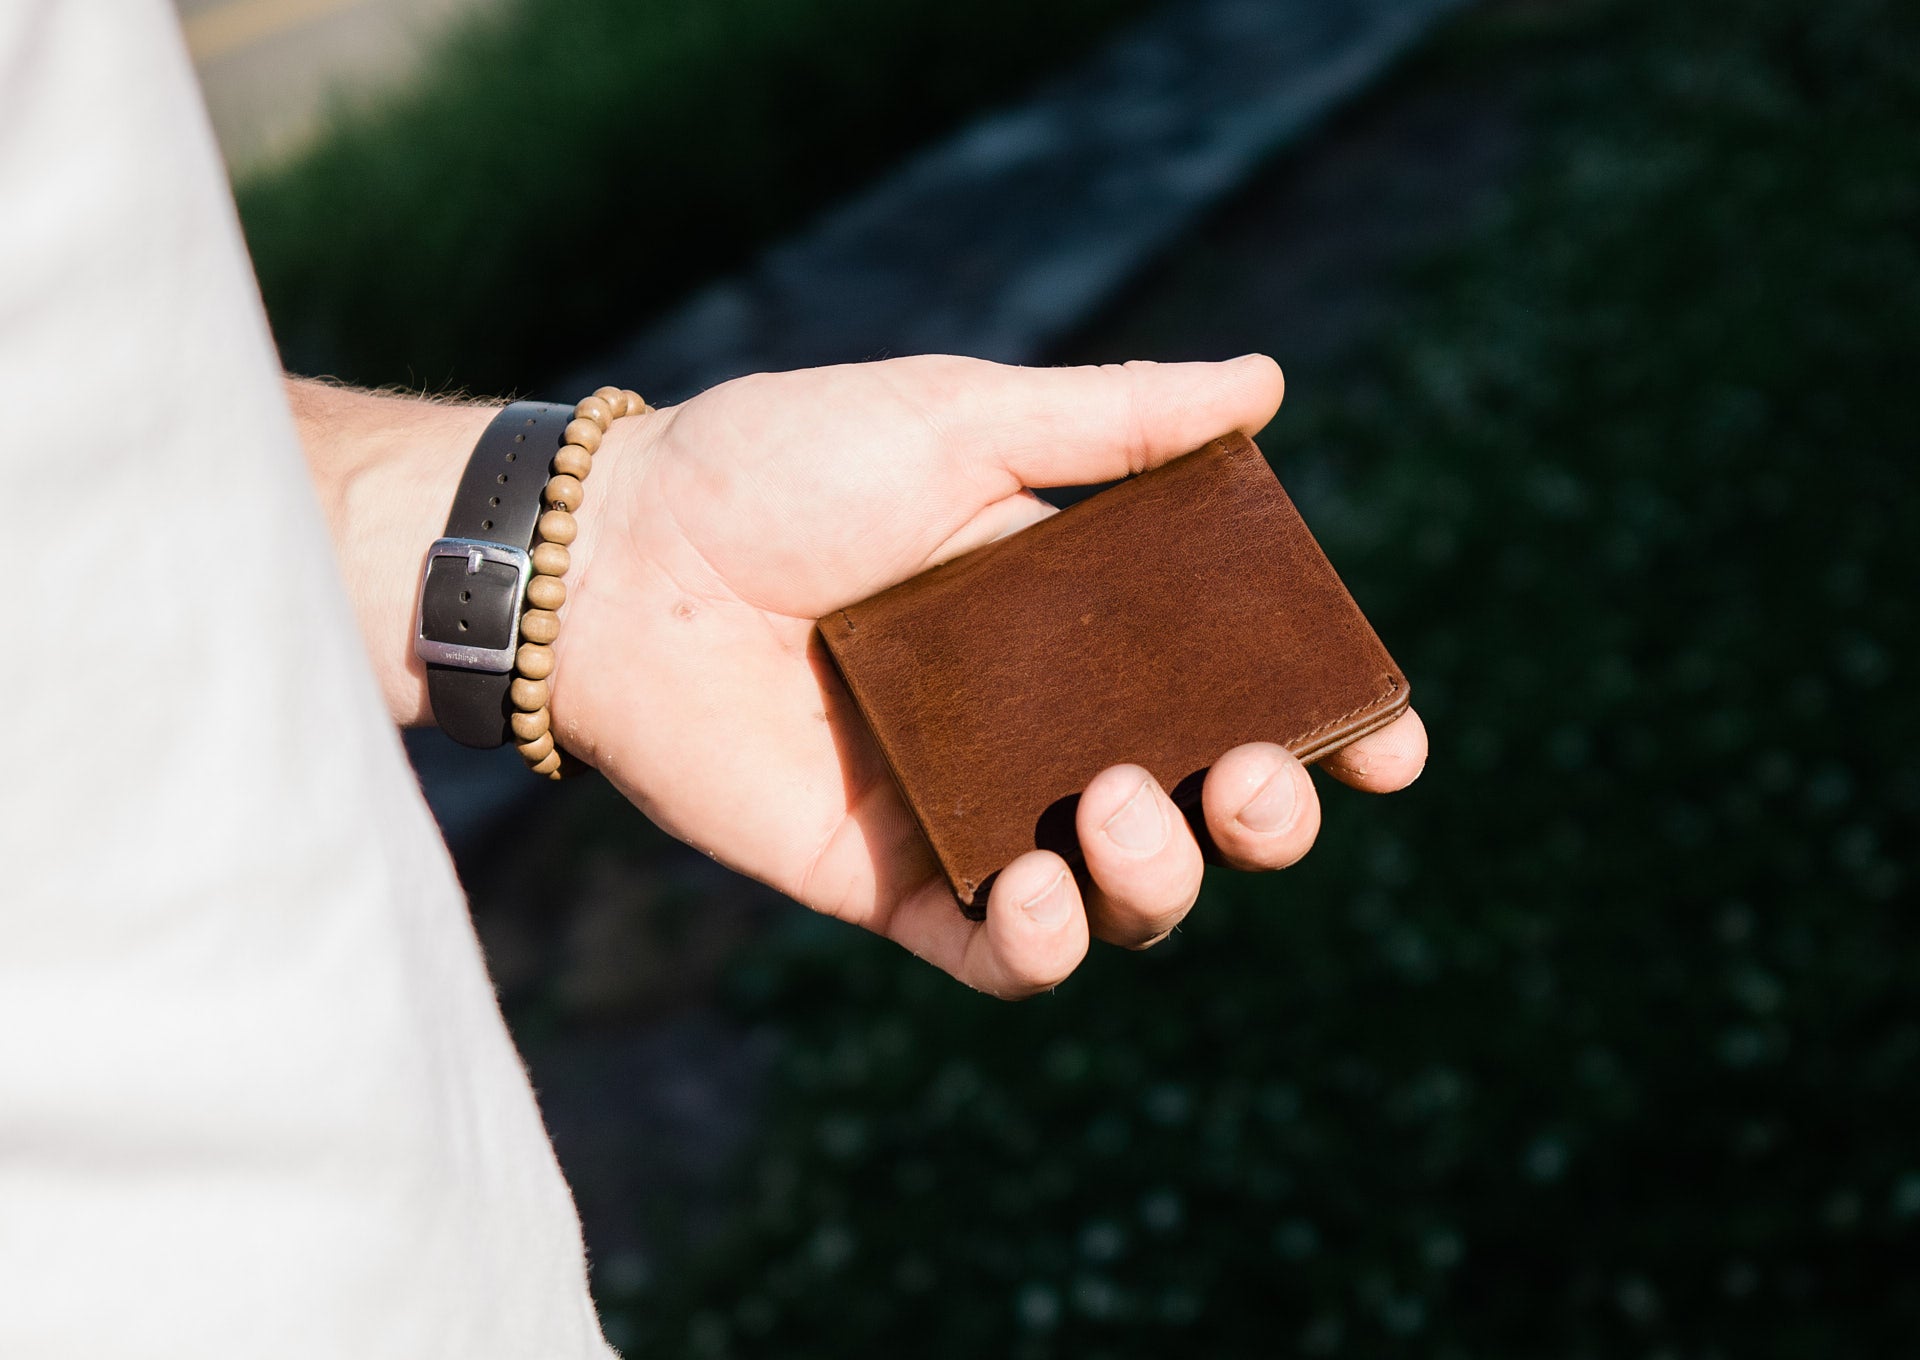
1102;779;1167;854
1236;770;1297;834
1020;870;1072;929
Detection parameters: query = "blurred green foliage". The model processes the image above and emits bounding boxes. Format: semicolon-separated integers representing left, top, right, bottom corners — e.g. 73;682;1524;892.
597;0;1920;1353
236;0;1155;393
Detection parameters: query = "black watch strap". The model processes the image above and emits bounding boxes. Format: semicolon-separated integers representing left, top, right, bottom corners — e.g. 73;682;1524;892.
415;401;574;748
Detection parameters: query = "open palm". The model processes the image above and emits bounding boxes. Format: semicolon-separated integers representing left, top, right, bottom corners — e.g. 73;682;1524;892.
553;355;1426;996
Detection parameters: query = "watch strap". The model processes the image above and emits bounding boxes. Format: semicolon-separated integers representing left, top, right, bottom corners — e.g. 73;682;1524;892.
419;401;574;747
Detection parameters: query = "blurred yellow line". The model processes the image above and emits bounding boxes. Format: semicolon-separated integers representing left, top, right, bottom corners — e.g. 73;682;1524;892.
184;0;374;63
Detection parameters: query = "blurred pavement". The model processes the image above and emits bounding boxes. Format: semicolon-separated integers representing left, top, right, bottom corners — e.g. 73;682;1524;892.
176;0;499;169
568;0;1468;404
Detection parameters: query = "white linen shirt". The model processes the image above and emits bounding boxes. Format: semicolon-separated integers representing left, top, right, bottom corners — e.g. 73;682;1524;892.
0;3;614;1355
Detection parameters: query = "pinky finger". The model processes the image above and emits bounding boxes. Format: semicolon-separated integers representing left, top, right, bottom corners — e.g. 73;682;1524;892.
1317;709;1429;793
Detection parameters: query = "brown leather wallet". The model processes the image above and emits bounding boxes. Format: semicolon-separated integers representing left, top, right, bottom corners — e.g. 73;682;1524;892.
819;432;1409;916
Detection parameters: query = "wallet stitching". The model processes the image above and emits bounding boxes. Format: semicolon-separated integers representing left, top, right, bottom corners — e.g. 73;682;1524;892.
1285;675;1402;750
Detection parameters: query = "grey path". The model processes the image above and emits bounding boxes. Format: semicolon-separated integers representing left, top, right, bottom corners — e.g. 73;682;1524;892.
567;0;1467;403
1057;50;1524;385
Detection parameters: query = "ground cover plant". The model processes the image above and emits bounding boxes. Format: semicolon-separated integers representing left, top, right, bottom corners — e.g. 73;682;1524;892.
236;0;1157;394
591;0;1920;1352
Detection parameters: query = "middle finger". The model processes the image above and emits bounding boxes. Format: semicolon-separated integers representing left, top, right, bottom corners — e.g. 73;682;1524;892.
1075;764;1205;949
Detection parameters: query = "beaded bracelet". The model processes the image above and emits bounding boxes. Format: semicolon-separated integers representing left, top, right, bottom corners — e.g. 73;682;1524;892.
508;384;649;779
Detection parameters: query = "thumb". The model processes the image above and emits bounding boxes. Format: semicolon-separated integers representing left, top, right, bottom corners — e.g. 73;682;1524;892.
912;353;1285;490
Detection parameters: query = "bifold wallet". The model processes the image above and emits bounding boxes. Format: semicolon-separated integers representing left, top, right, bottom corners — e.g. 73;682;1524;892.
819;432;1409;916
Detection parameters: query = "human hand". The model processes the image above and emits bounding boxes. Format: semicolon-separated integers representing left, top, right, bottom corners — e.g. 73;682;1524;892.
553;355;1427;996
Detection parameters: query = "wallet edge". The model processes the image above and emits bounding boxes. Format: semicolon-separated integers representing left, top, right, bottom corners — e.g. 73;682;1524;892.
1292;673;1412;765
815;629;993;907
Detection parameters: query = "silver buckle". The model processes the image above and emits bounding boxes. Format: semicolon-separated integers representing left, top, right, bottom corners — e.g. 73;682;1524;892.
413;537;532;672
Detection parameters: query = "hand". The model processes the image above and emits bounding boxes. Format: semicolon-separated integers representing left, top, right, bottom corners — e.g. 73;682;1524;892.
552;355;1427;997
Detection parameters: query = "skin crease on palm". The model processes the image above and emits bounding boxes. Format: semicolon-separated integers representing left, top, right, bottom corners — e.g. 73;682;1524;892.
535;353;1429;999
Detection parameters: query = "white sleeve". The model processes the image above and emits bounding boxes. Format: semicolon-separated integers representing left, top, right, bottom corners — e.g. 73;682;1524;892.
0;3;614;1355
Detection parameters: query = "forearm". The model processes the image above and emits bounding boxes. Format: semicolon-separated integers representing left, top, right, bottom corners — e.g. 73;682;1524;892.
285;377;499;726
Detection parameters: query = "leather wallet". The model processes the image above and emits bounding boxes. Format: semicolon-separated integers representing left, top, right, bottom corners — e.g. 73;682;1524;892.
819;432;1409;916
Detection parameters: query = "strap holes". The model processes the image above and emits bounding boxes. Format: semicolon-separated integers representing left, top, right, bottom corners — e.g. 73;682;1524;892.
515;433;526;443
497;472;509;483
457;620;469;631
489;496;501;507
459;590;472;603
481;519;493;531
506;451;516;462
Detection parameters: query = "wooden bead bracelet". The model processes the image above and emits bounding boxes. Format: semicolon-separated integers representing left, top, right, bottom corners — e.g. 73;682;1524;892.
509;385;649;779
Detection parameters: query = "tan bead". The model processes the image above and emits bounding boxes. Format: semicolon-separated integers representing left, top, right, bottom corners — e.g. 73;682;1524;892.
517;731;555;764
510;707;551;742
574;396;613;428
543;474;585;512
562;419;603;454
510;676;550;711
531;542;570;577
520;608;560;645
530;750;564;777
526;575;566;611
592;385;627;416
622;389;648;415
553;443;593;479
516;642;555;680
538;509;578;545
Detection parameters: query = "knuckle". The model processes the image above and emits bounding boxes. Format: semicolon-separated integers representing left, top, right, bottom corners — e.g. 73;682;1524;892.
1101;884;1199;949
1100;362;1156;475
1002;961;1069;998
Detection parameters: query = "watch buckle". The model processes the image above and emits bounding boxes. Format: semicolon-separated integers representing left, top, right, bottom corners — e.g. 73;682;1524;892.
414;537;532;672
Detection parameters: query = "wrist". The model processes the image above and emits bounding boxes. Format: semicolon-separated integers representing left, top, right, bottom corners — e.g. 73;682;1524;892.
287;378;499;726
541;402;671;762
